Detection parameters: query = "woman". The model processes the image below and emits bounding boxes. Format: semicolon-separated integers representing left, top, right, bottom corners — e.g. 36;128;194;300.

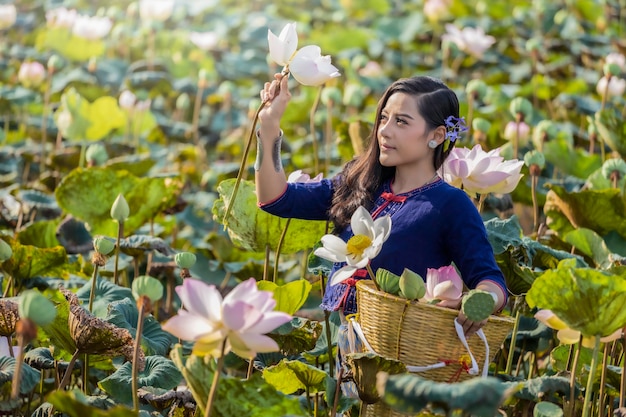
254;73;508;391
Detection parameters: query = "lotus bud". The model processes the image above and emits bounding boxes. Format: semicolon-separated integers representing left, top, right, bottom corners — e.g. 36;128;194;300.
18;61;46;89
525;37;542;53
343;83;366;108
504;121;531;143
217;80;236;97
524;150;545;176
601;158;626;183
465;79;487;101
604;62;621;77
461;289;495;322
18;290;57;327
321;87;342;106
472;118;491;134
509;97;533;121
175;251;196;269
47;54;63;73
375;268;401;295
0;238;12;262
132;275;163;304
93;236;115;256
198;68;209;89
118;90;136;110
110;193;130;223
398;268;425;300
87;57;97;73
85;143;108;166
175;93;191;111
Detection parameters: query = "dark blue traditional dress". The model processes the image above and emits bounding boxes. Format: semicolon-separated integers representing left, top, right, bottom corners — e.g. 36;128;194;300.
259;176;507;396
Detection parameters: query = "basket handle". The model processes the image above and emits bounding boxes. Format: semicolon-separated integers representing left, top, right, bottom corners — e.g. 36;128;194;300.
348;316;490;377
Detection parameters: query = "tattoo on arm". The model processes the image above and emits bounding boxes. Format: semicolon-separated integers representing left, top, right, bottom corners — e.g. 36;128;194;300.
254;131;283;173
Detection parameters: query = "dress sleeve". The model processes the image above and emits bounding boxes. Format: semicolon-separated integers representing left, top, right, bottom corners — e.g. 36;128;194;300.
443;189;508;305
259;178;334;221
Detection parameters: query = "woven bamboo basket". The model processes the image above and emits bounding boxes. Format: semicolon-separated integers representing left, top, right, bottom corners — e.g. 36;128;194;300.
356;280;515;417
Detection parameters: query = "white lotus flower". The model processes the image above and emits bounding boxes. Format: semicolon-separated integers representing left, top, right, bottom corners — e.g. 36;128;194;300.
190;31;219;51
268;22;298;67
72;15;112;40
442;24;496;59
606;52;626;72
597;75;626;98
0;4;17;30
118;90;137;110
139;0;175;23
45;7;77;29
289;45;341;86
287;169;323;183
314;206;391;286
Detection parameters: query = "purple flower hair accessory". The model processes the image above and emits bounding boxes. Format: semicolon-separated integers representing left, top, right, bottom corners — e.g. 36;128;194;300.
444;115;468;143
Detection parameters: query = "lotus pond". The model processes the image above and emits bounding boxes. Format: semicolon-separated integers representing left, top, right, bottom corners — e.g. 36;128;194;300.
1;0;626;416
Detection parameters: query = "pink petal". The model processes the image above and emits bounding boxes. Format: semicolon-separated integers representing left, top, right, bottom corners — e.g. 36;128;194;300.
162;312;218;341
176;279;222;321
433;281;462;301
223;301;262;332
246;311;292;334
232;332;281;356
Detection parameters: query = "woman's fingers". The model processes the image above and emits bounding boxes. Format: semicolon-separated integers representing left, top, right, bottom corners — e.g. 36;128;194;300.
457;311;487;337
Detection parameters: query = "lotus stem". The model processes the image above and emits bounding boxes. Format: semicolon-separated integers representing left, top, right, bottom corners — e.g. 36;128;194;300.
58;348;81;391
324;310;334;378
569;336;583;416
222;70;290;229
598;342;610;416
263;244;270;281
132;298;147;413
273;218;291;283
331;367;343;417
531;174;539;235
114;222;124;286
324;98;333;176
504;309;521;375
582;336;601;417
40;68;53;165
477;193;488;214
620;329;626;407
310;85;323;174
365;263;380;291
2;274;13;298
88;265;99;313
246;358;254;380
466;93;474;143
205;339;227;417
10;333;27;400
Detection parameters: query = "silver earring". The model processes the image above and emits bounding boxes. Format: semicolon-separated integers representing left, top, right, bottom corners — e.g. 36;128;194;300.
428;140;438;149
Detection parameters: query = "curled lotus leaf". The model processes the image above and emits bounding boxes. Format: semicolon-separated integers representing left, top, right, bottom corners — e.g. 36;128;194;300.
0;298;19;336
61;287;144;369
345;352;407;404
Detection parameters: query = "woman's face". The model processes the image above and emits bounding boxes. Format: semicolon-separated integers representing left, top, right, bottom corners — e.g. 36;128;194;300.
377;92;436;169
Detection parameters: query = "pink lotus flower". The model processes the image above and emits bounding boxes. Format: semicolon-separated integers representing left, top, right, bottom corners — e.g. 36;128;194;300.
162;278;292;358
597;75;626;98
45;7;77;29
422;265;463;304
535;309;622;348
72;14;112;40
287;170;323;183
423;0;451;22
503;121;531;143
442;24;496;59
606;52;626;72
268;22;298;67
442;144;524;196
0;4;16;30
18;62;46;89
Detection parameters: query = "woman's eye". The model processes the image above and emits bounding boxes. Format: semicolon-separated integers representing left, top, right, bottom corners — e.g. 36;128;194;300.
396;118;406;125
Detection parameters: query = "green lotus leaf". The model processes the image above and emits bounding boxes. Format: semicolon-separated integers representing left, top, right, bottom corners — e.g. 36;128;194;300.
544;185;626;239
514;374;577;402
212;179;327;254
76;278;133;318
345;352;407;404
98;355;182;405
262;359;328;395
542;136;601;179
55;167;183;236
105;298;175;356
0;356;41;395
563;228;623;269
533;401;564;417
24;347;56;370
119;235;175;258
257;279;312;315
0;86;39;106
170;345;306;417
269;317;321;356
303;312;341;362
595;109;626;158
47;390;135;417
378;373;515;417
526;263;626;337
17;219;61;249
0;235;68;284
549;344;595;377
105;154;157;177
36;28;106;62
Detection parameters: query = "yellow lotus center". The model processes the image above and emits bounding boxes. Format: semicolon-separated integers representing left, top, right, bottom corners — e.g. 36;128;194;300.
346;234;372;258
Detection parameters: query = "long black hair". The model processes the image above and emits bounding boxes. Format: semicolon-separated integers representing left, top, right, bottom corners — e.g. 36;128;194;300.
329;76;460;230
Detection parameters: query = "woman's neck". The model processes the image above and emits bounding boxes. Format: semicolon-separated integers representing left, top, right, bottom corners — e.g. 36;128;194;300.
391;169;439;194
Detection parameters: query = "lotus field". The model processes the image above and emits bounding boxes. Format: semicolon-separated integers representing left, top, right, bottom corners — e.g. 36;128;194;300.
1;0;626;416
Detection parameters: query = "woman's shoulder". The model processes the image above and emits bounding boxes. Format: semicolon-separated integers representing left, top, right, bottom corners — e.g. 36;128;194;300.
429;181;477;212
